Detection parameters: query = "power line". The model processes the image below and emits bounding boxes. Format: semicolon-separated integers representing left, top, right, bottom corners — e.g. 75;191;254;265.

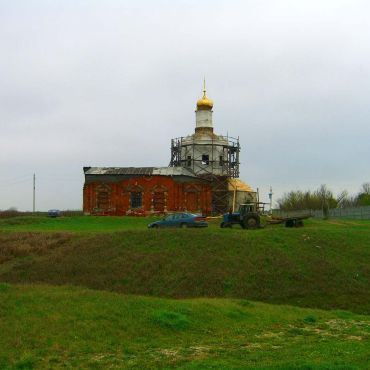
0;173;33;185
0;177;31;187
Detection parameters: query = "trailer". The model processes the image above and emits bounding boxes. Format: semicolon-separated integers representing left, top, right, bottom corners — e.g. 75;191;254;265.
220;202;310;229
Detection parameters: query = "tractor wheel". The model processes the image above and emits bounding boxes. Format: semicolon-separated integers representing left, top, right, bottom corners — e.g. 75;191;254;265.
243;215;260;229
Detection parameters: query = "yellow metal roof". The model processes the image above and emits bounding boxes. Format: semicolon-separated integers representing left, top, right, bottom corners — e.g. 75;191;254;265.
228;178;255;192
196;78;213;111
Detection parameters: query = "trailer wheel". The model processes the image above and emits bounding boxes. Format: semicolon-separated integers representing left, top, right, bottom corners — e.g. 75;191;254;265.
243;215;260;229
285;220;294;227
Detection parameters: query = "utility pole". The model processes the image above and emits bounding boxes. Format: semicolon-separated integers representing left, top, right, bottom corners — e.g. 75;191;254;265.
269;186;273;215
33;173;35;213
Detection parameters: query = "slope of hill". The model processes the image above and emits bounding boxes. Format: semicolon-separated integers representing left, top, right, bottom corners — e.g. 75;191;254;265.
0;283;369;369
1;217;369;314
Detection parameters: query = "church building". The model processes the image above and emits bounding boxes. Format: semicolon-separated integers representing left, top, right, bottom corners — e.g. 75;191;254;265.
83;83;256;216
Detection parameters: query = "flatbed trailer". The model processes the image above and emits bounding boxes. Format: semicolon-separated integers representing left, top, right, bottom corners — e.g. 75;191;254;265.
266;214;311;228
220;203;311;229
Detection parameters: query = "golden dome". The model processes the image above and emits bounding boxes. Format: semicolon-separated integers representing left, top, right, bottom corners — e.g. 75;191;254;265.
196;80;213;110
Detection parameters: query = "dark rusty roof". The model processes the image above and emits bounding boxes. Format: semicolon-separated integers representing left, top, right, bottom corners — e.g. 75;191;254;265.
83;166;197;177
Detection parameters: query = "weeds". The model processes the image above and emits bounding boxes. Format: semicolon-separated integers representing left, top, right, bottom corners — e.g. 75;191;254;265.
151;310;190;330
1;218;370;314
0;232;71;263
304;315;318;324
0;282;11;292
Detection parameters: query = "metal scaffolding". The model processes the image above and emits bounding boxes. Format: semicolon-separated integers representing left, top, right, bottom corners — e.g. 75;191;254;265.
169;135;240;215
170;135;240;178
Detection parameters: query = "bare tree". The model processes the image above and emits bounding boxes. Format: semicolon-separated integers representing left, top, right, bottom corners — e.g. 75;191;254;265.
357;182;370;206
336;190;349;208
337;190;359;208
360;182;370;195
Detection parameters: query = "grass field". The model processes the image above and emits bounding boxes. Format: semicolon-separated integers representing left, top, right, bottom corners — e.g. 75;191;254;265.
1;283;369;369
0;215;154;232
0;216;370;369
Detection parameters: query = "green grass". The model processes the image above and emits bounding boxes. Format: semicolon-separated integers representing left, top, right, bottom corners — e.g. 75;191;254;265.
0;215;156;232
1;217;369;314
1;216;370;368
0;284;369;369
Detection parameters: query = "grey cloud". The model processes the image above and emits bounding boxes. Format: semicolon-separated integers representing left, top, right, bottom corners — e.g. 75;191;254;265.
1;0;369;210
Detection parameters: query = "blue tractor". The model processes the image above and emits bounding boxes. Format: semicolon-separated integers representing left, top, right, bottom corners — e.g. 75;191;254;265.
220;202;309;229
220;202;262;229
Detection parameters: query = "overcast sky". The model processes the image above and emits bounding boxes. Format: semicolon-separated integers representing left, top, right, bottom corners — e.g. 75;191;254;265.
1;0;369;211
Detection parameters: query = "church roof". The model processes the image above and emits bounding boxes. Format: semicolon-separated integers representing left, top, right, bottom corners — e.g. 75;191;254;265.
83;166;198;178
196;79;213;111
227;178;255;192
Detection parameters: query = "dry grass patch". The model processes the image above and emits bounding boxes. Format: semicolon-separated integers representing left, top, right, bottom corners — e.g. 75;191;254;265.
0;232;72;263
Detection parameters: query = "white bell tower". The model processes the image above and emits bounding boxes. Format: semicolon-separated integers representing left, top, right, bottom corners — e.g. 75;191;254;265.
170;80;240;178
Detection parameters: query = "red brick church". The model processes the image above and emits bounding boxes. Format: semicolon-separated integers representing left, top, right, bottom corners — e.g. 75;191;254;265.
83;167;212;216
83;83;256;216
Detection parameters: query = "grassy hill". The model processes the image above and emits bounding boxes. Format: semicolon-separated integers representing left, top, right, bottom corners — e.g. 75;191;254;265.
0;283;369;369
0;217;369;313
0;215;151;233
0;216;370;368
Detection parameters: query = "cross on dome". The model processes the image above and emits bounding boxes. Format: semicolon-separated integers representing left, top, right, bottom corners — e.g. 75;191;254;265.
196;78;213;110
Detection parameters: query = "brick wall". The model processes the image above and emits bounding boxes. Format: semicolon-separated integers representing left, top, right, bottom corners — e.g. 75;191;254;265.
83;175;212;216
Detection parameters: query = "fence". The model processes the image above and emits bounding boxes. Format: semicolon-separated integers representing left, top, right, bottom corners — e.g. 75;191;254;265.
272;205;370;220
0;210;83;218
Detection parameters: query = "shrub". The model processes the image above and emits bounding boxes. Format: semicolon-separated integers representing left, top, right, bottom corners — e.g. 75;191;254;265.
0;283;11;292
151;310;190;330
303;315;317;324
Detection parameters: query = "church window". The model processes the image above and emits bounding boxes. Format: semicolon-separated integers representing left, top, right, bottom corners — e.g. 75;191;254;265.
187;156;192;167
131;192;142;209
97;191;109;209
202;154;209;165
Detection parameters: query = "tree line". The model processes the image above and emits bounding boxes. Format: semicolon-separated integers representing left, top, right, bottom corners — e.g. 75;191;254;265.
277;183;370;212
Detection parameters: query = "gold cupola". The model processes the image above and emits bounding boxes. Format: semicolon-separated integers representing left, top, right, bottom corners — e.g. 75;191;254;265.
196;79;213;111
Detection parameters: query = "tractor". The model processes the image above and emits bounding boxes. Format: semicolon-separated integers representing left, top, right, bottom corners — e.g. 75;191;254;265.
220;202;310;229
220;202;264;229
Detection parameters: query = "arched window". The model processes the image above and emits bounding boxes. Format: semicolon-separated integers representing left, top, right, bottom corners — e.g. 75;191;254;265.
126;184;144;209
152;185;168;212
184;184;201;212
187;156;192;167
131;192;142;209
96;184;111;210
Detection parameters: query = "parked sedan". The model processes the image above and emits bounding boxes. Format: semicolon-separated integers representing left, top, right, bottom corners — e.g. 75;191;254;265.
148;213;208;228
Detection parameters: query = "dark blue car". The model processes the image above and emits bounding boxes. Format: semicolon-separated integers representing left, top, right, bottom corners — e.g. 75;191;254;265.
148;213;208;229
47;209;61;218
